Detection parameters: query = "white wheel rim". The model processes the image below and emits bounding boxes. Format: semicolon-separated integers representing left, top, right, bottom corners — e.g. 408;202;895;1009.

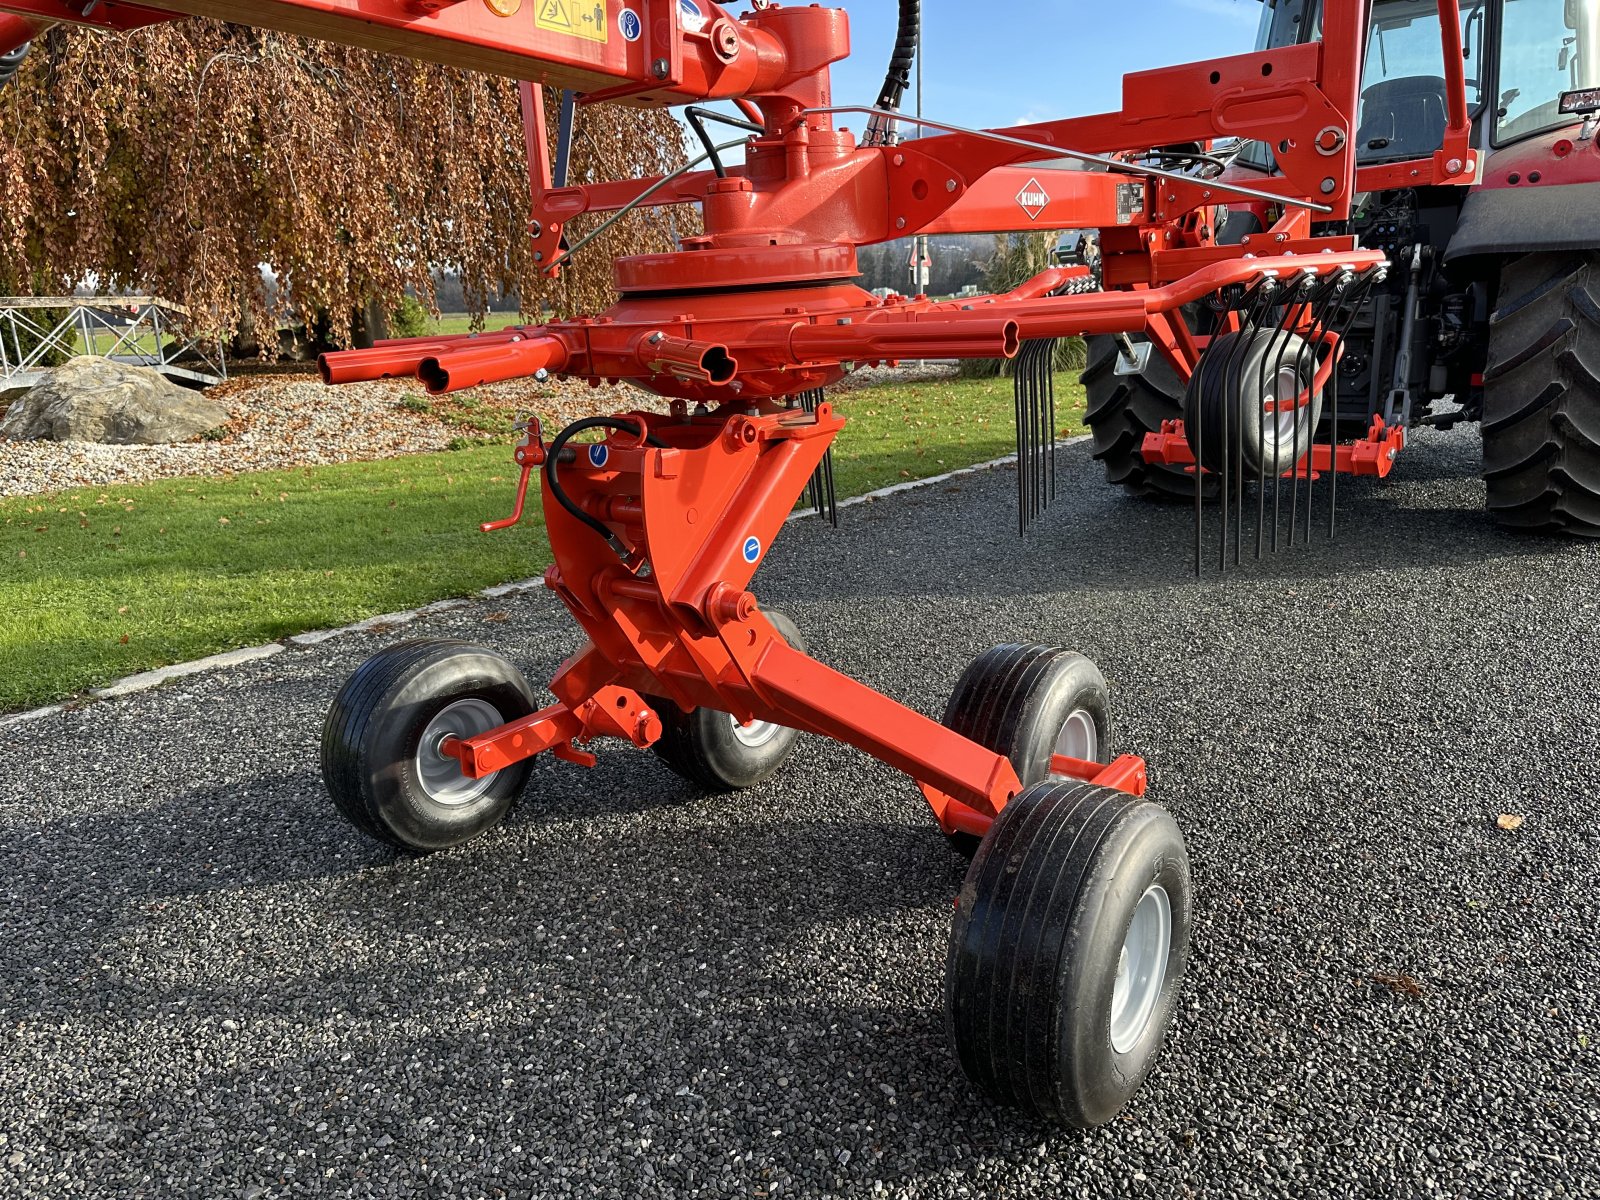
1109;883;1172;1054
729;713;783;750
1263;363;1307;446
1048;708;1098;779
416;697;505;807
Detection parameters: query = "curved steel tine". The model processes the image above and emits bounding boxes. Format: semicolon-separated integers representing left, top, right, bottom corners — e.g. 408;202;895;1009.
1287;271;1342;545
1321;268;1382;539
1222;281;1277;567
1297;270;1351;541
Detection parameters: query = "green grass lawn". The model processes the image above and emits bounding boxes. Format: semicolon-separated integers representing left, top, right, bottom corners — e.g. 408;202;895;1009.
424;312;527;338
1;373;1085;711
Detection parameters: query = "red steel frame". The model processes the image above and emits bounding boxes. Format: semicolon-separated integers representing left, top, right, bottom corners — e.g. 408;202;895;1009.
1;0;1469;834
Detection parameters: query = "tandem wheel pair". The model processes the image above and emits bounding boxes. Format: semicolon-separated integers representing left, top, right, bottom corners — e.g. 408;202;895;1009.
319;623;1191;1130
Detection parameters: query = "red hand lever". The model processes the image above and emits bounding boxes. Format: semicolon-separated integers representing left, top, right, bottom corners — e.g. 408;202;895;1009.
480;417;545;533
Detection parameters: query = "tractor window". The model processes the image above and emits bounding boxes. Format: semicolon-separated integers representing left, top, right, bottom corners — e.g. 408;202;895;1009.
1254;0;1313;52
1237;0;1317;170
1494;0;1600;144
1355;0;1483;163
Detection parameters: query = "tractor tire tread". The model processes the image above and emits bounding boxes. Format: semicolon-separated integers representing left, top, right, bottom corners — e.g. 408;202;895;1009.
1082;335;1215;501
1483;251;1600;536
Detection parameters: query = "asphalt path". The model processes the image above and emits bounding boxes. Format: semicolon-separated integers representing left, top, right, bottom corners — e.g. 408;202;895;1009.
2;425;1596;1199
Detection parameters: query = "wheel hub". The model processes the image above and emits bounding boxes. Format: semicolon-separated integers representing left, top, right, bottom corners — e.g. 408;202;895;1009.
416;697;506;807
1109;882;1172;1054
729;712;784;749
1049;708;1099;779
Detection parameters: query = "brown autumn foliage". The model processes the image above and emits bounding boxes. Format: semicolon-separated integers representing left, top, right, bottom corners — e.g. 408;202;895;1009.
0;20;688;345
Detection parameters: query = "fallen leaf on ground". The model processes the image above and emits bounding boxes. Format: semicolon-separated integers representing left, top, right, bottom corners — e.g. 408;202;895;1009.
1371;972;1424;999
1496;813;1524;832
483;611;510;623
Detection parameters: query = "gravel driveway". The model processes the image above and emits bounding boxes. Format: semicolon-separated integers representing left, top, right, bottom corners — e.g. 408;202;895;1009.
1;425;1595;1199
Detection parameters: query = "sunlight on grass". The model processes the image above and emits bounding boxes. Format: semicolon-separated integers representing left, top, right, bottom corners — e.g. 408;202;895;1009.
1;372;1086;709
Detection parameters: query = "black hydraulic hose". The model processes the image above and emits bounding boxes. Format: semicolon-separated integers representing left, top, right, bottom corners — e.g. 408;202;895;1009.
546;416;667;561
874;0;920;114
0;42;28;89
683;105;764;179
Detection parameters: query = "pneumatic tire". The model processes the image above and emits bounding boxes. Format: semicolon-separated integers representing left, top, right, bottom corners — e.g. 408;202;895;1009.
1083;334;1216;501
946;780;1191;1129
321;639;537;852
1183;328;1323;479
1482;250;1600;536
940;644;1112;858
649;609;808;792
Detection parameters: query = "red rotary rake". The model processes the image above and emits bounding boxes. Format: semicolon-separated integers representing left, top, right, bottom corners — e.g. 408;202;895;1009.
2;0;1475;1128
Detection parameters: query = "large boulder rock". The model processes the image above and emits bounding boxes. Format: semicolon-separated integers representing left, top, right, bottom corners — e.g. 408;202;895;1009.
0;356;229;444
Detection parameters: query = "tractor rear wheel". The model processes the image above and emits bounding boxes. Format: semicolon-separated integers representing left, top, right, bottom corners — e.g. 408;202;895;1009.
945;779;1191;1129
1482;250;1600;536
1083;334;1216;501
321;639;538;852
940;644;1112;858
649;609;808;792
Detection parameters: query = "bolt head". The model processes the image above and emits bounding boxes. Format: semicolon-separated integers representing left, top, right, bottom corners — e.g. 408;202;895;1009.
1446;157;1464;174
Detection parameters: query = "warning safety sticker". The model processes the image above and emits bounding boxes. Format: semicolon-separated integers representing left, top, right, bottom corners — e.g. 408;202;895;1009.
536;0;609;43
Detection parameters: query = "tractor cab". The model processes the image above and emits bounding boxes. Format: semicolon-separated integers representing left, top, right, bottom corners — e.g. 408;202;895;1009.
1243;0;1597;166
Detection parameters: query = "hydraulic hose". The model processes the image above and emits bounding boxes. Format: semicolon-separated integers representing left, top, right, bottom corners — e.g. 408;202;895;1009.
875;0;919;113
864;0;919;147
545;416;667;562
0;43;25;87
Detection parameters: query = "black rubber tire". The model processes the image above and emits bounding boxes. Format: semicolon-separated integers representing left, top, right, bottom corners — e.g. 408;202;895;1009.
946;780;1191;1130
1183;328;1323;479
940;644;1112;858
1083;334;1214;501
649;610;808;792
1481;250;1600;536
321;639;537;852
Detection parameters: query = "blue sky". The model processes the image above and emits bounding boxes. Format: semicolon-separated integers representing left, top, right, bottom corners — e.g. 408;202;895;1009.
822;0;1264;131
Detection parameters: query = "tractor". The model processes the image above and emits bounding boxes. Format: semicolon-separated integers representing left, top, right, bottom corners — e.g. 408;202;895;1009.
1084;0;1600;535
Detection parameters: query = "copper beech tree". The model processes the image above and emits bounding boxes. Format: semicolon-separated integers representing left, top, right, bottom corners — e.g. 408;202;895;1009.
0;20;688;346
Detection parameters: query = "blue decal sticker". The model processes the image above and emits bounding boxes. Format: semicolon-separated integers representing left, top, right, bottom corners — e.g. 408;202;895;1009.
588;443;609;469
741;535;762;565
678;0;701;18
619;8;642;41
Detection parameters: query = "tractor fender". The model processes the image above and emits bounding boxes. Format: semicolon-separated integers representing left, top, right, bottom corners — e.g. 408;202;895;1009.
1445;181;1600;263
1446;130;1600;263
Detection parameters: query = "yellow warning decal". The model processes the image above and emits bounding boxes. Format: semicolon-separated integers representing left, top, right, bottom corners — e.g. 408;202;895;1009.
536;0;609;43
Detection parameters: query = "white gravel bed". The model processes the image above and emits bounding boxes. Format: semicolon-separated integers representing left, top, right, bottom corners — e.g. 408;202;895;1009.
0;374;657;498
0;364;957;498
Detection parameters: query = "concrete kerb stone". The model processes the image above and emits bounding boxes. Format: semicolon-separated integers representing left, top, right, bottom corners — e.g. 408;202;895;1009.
2;435;1091;724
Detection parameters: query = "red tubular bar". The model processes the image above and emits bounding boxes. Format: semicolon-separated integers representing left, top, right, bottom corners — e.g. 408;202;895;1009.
788;315;1020;363
639;334;738;385
318;329;533;385
0;12;41;54
418;335;571;395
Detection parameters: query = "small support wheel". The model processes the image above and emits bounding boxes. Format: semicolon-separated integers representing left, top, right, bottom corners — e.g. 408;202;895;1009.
649;609;808;792
940;644;1112;857
1183;328;1324;479
321;639;538;852
946;780;1191;1129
